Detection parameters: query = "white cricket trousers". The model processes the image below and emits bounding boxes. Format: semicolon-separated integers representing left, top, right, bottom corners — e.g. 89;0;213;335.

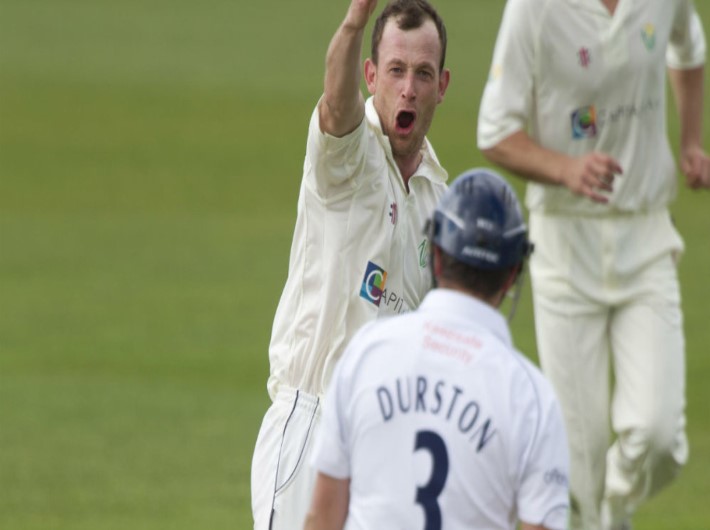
251;387;321;530
529;210;689;530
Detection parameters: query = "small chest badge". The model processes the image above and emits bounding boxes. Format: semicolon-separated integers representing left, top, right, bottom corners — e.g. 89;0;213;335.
641;23;656;51
389;202;398;225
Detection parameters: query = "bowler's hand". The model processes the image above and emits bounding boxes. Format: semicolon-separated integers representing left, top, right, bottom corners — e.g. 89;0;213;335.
561;152;623;203
344;0;378;30
681;145;710;190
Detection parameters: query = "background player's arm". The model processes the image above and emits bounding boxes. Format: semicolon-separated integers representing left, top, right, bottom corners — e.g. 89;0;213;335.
477;0;620;203
303;473;350;530
319;0;378;137
668;65;710;189
481;130;622;203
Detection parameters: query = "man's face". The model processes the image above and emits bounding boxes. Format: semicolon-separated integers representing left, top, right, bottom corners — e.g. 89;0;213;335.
365;18;450;162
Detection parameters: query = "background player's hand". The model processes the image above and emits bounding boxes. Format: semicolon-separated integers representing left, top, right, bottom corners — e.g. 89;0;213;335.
681;145;710;190
561;152;623;203
344;0;378;30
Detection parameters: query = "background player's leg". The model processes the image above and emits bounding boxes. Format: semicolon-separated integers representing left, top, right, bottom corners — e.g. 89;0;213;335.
604;254;688;527
529;212;613;530
533;292;611;530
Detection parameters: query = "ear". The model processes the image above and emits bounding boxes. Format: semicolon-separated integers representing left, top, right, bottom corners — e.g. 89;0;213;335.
437;68;451;104
364;58;377;95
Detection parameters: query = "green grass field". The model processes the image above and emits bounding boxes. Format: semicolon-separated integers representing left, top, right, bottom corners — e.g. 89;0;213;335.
1;1;709;528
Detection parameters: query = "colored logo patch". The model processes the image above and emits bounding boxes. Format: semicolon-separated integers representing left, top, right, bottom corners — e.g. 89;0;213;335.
360;261;388;306
418;238;429;269
571;105;597;139
489;63;502;82
641;23;656;50
578;47;591;68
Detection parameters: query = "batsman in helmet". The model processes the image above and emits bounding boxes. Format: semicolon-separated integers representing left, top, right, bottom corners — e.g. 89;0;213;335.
305;168;570;530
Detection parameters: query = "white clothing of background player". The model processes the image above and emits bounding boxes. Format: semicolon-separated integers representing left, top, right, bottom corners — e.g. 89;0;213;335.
305;169;570;530
250;1;451;528
478;0;709;529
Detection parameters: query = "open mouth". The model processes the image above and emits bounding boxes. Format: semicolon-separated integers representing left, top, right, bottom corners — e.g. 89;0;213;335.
396;111;415;132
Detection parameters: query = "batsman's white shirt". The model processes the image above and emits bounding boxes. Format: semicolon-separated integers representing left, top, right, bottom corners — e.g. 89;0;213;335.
312;289;570;530
478;0;706;216
268;97;448;399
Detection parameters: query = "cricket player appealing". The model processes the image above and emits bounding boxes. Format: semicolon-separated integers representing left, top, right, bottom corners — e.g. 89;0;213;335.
250;1;451;528
304;168;570;530
478;0;709;528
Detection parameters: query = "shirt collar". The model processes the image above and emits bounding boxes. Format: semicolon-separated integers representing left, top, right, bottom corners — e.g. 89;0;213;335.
419;288;514;348
569;0;618;16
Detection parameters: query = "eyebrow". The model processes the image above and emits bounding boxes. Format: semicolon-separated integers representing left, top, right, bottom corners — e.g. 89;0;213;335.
384;58;437;72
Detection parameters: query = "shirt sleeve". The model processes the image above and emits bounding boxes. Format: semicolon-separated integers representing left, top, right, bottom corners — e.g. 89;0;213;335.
516;377;571;530
305;98;370;196
666;1;706;69
477;0;538;149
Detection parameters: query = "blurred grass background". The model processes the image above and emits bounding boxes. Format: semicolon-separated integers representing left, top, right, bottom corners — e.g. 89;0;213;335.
0;1;708;528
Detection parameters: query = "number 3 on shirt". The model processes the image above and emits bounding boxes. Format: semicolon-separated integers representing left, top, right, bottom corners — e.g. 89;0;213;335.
414;430;449;530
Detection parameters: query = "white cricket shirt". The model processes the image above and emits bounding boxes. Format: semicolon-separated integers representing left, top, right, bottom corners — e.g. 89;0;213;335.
312;289;570;530
478;0;706;215
267;97;448;399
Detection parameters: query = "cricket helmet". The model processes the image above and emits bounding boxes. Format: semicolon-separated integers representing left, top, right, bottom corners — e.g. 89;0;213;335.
430;168;532;270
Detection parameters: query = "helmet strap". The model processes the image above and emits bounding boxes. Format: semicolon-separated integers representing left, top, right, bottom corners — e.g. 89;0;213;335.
505;263;526;323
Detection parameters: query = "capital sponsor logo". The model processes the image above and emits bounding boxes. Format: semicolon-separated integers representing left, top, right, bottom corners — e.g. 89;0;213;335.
379;288;407;314
570;105;597;139
570;98;661;139
641;23;656;51
360;261;387;306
